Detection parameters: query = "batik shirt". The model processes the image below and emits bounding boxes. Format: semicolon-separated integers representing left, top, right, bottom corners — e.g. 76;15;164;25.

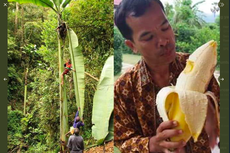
114;52;220;153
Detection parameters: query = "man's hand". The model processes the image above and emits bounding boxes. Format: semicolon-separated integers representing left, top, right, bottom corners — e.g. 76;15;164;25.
205;96;219;148
149;121;186;153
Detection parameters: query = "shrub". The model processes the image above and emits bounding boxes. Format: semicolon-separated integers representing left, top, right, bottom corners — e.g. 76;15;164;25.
114;27;123;75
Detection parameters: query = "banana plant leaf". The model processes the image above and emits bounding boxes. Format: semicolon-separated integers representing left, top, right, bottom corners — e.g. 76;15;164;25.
8;0;71;13
92;56;114;144
62;0;71;8
104;111;114;141
114;146;121;153
67;28;85;118
8;0;54;9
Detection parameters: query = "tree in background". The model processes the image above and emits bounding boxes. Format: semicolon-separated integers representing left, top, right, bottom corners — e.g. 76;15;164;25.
172;0;206;30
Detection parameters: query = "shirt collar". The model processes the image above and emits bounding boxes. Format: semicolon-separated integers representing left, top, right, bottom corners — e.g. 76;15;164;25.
137;54;180;87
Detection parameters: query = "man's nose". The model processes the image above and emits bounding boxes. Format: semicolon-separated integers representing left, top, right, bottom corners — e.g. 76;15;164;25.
157;38;169;48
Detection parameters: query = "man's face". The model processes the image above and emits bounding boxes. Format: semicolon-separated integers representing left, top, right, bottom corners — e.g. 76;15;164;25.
125;1;176;66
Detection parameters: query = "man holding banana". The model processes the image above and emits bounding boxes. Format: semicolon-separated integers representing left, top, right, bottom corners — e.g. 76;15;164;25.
114;0;220;152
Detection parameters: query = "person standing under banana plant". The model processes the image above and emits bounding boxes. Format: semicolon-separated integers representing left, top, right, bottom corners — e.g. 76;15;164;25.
114;0;220;152
67;128;84;153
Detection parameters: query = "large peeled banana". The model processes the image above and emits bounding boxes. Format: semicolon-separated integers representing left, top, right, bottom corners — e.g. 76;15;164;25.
156;40;219;142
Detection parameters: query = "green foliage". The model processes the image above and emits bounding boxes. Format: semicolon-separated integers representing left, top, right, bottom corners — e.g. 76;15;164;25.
164;2;174;22
8;106;23;135
7;107;24;151
8;107;47;152
40;11;58;50
67;0;113;65
24;21;43;46
114;27;123;75
114;48;122;75
171;0;205;30
28;67;60;151
8;3;60;151
8;0;55;11
114;27;123;51
175;23;196;53
26;143;48;153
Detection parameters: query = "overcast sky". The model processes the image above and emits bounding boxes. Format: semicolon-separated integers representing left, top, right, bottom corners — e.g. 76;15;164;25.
160;0;220;15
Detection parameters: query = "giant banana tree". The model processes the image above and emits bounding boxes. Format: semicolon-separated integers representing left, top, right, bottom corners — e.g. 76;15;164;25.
8;0;85;144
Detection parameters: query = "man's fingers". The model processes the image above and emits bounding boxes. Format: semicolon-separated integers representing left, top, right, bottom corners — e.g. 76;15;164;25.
157;120;178;133
155;128;183;142
160;140;186;149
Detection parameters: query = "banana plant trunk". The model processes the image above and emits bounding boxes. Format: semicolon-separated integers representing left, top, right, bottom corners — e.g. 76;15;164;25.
14;2;19;34
23;67;28;115
58;18;68;143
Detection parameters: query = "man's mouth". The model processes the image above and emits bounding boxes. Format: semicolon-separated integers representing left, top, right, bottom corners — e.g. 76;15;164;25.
160;47;174;56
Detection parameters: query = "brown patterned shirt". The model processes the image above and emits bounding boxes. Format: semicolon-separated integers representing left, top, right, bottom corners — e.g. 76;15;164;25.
114;52;220;153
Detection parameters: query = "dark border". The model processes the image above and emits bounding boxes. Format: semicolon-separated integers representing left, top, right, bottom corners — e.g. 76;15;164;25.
220;0;229;153
0;1;8;152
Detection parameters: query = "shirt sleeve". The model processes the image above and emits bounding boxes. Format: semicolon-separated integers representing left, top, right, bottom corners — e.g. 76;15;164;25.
114;79;150;153
207;76;220;109
74;111;79;122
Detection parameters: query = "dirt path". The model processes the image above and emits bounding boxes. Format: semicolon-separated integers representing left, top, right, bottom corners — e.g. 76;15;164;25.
85;141;114;153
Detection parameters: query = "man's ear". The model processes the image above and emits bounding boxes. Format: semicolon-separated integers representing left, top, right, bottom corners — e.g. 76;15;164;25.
125;40;138;54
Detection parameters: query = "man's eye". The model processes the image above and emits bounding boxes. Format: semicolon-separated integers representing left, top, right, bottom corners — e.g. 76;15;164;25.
162;27;169;31
162;24;170;31
144;35;153;41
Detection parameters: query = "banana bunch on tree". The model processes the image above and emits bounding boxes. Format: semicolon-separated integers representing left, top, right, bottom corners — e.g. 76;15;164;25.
156;40;220;142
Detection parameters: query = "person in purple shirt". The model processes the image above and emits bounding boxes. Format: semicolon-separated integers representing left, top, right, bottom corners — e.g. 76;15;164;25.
73;107;84;129
66;107;84;137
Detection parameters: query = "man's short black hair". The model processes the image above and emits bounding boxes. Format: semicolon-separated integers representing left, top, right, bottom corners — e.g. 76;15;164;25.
114;0;165;41
74;128;79;136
